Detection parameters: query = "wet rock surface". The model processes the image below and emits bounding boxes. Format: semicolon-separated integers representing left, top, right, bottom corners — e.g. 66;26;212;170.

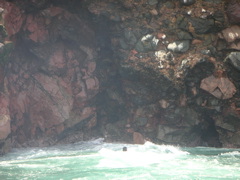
1;0;240;153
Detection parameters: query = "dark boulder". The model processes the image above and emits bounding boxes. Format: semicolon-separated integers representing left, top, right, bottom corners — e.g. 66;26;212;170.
226;52;240;71
190;18;216;34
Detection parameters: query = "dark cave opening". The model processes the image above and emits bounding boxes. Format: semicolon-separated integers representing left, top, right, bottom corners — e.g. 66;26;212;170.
92;16;128;138
201;114;222;147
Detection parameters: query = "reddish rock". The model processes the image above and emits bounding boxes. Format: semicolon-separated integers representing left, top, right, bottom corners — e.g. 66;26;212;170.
226;0;240;24
133;132;145;144
49;46;66;69
87;115;97;129
192;39;203;45
179;94;187;106
126;128;134;133
24;14;48;43
200;75;236;99
87;62;96;74
230;41;240;50
218;25;240;43
48;7;64;17
0;94;10;140
2;3;25;37
157;32;166;39
1;1;99;147
150;9;158;16
86;77;99;91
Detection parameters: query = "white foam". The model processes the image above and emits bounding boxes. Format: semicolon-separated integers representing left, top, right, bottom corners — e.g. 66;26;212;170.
220;151;240;156
97;141;189;168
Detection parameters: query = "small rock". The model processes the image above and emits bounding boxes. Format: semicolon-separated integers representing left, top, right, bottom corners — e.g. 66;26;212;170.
133;132;145;144
121;1;134;9
135;34;159;52
0;8;4;14
136;117;148;126
135;41;145;52
190;18;215;34
167;40;190;53
215;119;235;132
213;12;225;24
226;0;240;24
176;16;189;30
216;39;227;50
177;30;193;40
0;25;7;42
0;95;10;140
150;9;158;16
179;94;187;106
0;43;4;52
208;98;219;106
110;15;121;22
203;34;216;46
192;39;203;45
155;50;167;59
148;0;158;6
126;124;131;128
119;39;129;50
164;1;175;9
180;0;196;6
203;0;221;3
230;42;240;50
159;99;169;109
218;25;240;43
124;29;137;45
157;32;166;39
200;75;236;99
200;49;211;56
226;52;240;71
235;101;240;108
157;125;176;140
180;59;189;70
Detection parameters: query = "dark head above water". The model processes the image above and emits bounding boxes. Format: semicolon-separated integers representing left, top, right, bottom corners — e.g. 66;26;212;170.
123;147;127;151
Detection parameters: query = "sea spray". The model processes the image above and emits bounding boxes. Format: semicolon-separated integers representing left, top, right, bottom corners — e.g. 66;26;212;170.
98;141;189;168
0;139;240;179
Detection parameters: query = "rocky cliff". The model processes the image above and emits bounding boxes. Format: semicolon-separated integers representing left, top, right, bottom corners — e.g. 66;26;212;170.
0;0;240;154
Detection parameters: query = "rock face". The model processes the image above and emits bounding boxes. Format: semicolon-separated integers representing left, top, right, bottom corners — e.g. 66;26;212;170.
0;94;10;154
0;1;99;150
1;0;240;153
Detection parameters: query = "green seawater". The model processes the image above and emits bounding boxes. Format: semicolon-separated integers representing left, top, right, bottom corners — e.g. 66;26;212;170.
0;138;240;180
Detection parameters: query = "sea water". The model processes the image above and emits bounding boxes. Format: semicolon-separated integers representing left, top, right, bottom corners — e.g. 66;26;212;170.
0;138;240;180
